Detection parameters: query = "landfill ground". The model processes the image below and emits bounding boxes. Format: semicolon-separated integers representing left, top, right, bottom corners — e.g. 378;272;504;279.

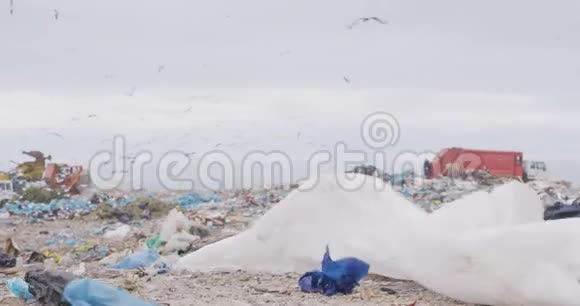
0;214;472;306
1;176;577;305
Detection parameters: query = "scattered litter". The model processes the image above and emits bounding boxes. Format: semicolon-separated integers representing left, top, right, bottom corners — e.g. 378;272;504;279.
43;250;62;264
0;166;577;306
299;246;369;296
27;251;46;264
99;249;132;266
71;263;87;276
25;270;78;305
145;235;162;250
159;209;192;242
0;252;16;268
65;239;78;247
176;192;220;209
103;224;131;241
162;232;199;255
108;249;160;270
96;198;175;222
6;278;33;301
154;262;170;275
63;278;156;306
544;202;580;220
1;198;93;219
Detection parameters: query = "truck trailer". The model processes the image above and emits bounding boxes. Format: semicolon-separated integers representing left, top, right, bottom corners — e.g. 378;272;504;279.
427;148;524;179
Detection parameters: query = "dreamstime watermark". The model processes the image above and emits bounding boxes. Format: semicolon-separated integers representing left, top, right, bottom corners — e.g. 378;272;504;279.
89;112;477;192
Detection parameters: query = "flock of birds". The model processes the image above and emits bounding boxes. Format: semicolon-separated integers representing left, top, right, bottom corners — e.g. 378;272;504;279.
9;4;388;166
8;2;388;29
7;3;387;85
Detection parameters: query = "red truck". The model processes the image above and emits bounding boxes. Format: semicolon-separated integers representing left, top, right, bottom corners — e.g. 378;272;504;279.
427;148;524;179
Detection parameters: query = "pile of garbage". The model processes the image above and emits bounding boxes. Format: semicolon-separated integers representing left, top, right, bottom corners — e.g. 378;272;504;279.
525;179;580;220
183;188;290;229
396;174;580;216
0;190;228;221
345;164;516;212
1;198;93;219
528;179;580;207
396;177;506;212
174;174;580;305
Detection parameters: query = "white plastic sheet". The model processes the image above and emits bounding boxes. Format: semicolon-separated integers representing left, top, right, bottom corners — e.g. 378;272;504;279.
176;175;579;305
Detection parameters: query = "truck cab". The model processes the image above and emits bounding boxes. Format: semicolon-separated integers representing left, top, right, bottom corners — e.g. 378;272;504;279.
523;160;548;181
0;180;15;201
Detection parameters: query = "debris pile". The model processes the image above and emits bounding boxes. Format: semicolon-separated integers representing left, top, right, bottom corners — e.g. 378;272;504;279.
95;197;176;223
1;198;93;219
176;193;221;209
396;176;509;212
346;164;516;212
528;179;580;207
184;188;290;229
174;176;542;279
1;166;579;305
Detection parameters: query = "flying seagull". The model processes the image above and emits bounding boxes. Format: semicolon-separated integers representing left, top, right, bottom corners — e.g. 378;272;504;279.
184;106;192;113
54;9;59;20
157;65;165;74
343;76;351;83
9;0;14;14
88;114;98;119
347;17;388;29
126;86;137;97
47;132;64;140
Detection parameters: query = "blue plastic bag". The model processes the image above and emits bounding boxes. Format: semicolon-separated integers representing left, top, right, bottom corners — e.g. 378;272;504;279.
6;278;34;301
299;246;369;296
108;249;159;270
63;279;156;306
175;193;221;209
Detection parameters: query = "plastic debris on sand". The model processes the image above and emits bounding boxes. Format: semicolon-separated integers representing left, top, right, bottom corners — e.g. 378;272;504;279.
158;209;202;254
63;278;156;306
6;278;33;301
25;270;78;305
0;198;93;218
103;224;131;241
0;252;17;268
108;249;160;270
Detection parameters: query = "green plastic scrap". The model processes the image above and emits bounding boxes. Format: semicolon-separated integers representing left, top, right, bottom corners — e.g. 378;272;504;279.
145;235;163;250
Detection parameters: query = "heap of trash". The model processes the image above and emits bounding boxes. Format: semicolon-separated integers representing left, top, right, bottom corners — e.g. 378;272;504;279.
395;176;511;212
1;198;93;219
3;161;580;305
347;165;517;212
528;178;580;207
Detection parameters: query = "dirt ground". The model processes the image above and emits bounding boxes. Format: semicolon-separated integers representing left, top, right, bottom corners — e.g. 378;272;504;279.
0;217;471;306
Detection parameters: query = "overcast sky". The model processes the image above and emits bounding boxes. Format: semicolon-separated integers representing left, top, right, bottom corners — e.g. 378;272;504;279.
1;0;579;186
